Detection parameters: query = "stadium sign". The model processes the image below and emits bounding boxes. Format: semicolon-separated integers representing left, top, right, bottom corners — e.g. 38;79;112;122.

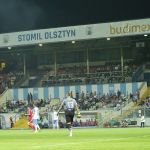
0;18;150;48
18;29;76;42
110;22;150;35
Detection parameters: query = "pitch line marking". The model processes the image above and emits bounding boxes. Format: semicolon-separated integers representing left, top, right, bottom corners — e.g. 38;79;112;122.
32;134;150;149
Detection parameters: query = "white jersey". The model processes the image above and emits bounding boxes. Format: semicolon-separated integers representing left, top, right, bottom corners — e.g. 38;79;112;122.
33;106;40;119
141;116;145;122
53;111;58;120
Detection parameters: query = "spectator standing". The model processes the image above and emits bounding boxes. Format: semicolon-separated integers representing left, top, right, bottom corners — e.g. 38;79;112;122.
140;114;145;128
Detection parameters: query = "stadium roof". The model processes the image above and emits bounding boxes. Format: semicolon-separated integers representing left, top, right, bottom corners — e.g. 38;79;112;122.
0;18;150;54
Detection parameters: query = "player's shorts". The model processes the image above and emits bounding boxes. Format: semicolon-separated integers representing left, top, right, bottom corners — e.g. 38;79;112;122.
53;120;58;124
65;109;75;124
33;119;38;125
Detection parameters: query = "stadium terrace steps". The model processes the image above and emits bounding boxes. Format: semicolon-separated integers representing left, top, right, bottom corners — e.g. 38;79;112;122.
116;105;139;121
114;87;150;121
13;117;29;129
140;87;150;101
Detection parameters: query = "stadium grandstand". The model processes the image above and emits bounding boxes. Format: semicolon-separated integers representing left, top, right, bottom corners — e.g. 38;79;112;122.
0;18;150;129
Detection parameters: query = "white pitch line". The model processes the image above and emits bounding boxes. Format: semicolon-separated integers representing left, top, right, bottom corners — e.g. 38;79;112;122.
32;134;150;149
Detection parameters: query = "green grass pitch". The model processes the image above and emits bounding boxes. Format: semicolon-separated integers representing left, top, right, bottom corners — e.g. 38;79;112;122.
0;128;150;150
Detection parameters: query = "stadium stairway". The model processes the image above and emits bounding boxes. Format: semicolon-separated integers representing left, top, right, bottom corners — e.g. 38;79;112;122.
13;117;29;129
140;86;150;103
114;87;150;121
102;101;135;124
115;105;139;121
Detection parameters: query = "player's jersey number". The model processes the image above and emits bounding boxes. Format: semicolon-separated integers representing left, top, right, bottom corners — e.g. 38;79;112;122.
67;102;74;109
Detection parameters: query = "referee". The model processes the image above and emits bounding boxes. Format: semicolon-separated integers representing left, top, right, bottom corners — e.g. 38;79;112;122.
57;92;80;137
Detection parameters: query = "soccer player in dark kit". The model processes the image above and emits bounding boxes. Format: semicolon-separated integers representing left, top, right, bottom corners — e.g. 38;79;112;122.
57;92;81;137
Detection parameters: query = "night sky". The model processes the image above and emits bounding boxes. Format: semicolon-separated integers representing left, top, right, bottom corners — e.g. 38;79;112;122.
0;0;150;33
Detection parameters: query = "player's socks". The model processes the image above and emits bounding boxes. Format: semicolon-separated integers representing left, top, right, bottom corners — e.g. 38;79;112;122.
69;128;72;137
69;130;72;137
34;125;38;133
37;124;40;131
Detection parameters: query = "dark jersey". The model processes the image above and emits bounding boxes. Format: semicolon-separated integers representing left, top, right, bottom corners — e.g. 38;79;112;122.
62;96;77;111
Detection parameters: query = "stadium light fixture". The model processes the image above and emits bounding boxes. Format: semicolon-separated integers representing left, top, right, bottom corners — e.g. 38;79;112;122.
8;46;12;50
107;37;110;40
39;43;43;46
